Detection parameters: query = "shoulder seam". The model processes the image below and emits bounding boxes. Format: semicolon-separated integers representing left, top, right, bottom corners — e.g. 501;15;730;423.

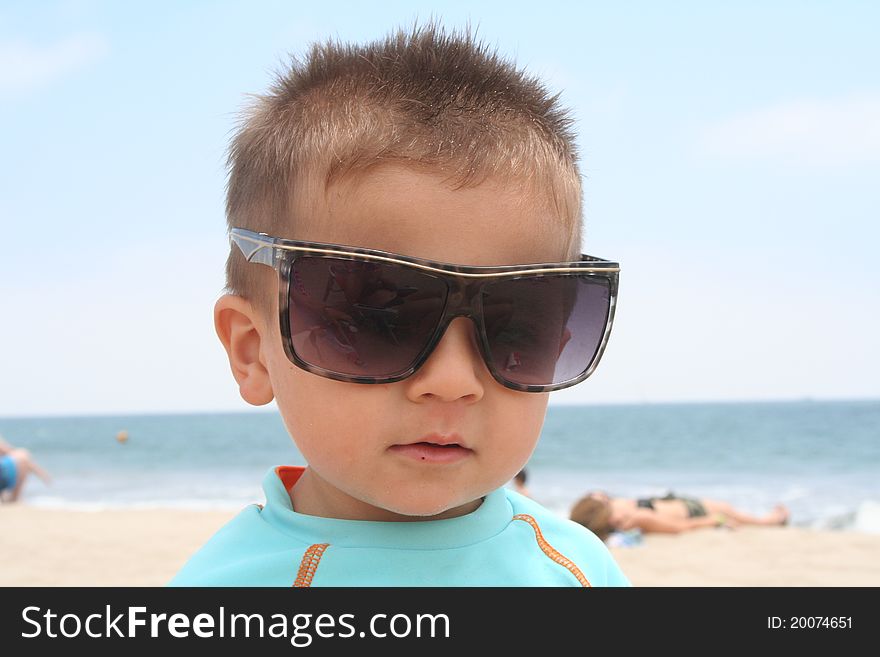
292;543;330;587
512;513;592;587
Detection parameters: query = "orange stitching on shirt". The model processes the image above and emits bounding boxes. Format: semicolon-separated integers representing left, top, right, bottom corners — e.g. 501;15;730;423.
293;543;329;587
513;513;592;587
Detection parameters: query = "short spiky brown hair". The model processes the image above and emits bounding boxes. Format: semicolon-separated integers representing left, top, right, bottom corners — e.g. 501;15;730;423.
224;23;584;316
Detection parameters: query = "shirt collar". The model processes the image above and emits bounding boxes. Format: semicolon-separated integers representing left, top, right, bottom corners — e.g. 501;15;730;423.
259;466;513;550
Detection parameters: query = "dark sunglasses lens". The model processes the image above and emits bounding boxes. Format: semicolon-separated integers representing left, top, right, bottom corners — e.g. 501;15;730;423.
289;257;448;378
481;275;611;387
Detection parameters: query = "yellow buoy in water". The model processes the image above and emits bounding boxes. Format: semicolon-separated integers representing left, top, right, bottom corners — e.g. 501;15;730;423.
116;430;129;444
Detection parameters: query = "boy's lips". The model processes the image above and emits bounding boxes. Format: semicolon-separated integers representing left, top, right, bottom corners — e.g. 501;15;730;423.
388;433;473;464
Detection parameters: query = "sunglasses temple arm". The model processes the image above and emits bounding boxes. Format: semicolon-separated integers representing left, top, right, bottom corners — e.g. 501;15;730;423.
231;230;277;268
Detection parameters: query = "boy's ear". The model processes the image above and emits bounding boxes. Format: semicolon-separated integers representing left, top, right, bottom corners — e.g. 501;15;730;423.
214;295;275;406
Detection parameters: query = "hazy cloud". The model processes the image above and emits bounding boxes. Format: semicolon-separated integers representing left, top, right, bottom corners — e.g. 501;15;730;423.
699;93;880;166
0;33;108;95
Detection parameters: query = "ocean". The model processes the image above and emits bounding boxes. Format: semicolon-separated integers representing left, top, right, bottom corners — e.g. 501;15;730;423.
2;400;878;532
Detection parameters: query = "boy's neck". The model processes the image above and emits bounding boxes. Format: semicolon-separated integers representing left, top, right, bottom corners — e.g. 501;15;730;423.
288;467;482;522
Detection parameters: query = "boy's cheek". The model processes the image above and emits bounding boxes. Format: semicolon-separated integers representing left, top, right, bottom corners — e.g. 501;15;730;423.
272;370;385;434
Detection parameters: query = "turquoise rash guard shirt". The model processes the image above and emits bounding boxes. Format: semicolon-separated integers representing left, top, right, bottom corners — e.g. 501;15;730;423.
169;466;631;587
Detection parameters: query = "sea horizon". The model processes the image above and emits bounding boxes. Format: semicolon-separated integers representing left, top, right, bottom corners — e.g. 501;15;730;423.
3;395;878;421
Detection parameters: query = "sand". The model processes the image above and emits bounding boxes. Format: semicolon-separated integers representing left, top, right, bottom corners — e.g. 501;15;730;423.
1;505;878;586
611;526;880;586
0;506;237;586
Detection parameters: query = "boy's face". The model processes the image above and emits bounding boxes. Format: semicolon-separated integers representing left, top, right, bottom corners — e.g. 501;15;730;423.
217;165;574;521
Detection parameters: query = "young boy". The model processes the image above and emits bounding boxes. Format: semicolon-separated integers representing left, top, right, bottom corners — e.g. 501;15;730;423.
170;25;628;586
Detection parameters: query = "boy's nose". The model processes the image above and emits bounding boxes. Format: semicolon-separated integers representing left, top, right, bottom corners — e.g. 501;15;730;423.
404;317;486;403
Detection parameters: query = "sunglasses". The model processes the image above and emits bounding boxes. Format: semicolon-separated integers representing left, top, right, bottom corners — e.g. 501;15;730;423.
231;228;619;392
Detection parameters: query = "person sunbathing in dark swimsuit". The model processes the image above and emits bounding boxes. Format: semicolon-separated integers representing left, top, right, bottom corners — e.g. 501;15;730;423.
569;490;789;542
636;492;707;518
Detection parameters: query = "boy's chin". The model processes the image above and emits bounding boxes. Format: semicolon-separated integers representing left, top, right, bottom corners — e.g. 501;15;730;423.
379;495;483;521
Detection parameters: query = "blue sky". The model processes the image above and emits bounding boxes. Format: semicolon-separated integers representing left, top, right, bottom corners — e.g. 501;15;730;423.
1;0;878;416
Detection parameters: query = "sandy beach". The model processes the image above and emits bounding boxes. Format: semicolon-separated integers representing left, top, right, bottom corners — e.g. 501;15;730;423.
1;505;878;586
611;526;880;586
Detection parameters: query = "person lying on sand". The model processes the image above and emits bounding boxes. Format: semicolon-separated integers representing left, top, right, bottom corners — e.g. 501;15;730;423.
570;490;789;542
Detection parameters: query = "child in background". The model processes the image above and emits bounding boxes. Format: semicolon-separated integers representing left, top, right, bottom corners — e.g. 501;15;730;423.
171;24;627;586
512;469;532;498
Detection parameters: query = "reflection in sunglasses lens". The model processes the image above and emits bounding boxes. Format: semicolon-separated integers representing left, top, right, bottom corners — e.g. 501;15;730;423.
482;276;610;386
290;259;610;388
290;258;447;377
